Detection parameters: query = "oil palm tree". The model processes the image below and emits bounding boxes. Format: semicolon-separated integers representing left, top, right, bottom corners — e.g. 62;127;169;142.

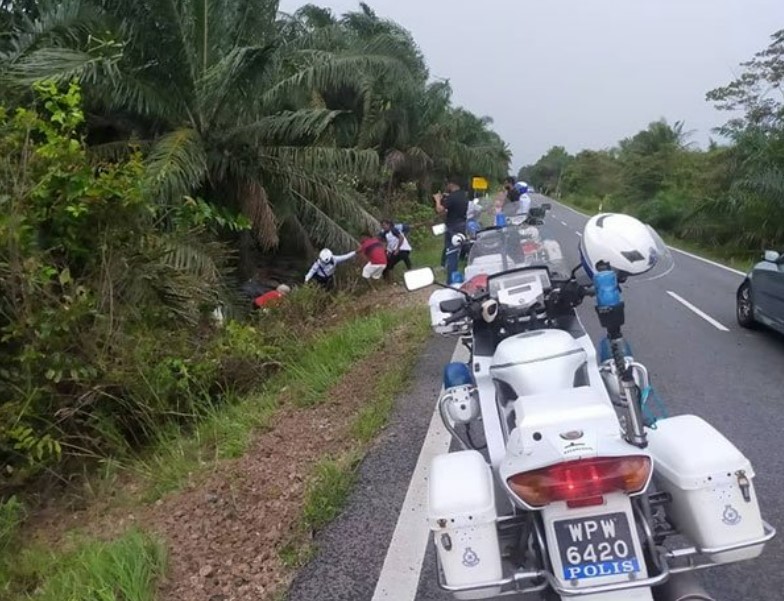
2;0;409;270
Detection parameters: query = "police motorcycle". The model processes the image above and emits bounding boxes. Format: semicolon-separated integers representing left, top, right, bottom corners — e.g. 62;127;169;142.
405;213;775;601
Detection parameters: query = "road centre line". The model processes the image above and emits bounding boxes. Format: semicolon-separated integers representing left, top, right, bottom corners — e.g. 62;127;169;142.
370;343;468;601
559;219;567;226
666;291;730;332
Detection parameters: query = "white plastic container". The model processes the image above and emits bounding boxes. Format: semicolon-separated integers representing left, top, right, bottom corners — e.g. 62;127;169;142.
428;450;502;599
428;288;466;334
646;415;766;563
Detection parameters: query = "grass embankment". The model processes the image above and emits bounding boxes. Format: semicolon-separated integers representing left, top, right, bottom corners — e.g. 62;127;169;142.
1;230;442;601
560;195;755;273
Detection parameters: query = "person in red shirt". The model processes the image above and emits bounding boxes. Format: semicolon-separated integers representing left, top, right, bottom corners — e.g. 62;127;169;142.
254;284;291;309
358;234;388;280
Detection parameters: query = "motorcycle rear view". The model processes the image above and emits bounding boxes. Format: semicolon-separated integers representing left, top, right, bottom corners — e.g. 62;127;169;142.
404;212;775;601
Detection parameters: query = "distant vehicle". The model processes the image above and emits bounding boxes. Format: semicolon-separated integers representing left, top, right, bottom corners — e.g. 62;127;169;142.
736;249;784;333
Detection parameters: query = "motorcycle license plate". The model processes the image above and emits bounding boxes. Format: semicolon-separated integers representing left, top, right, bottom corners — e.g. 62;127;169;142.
553;512;641;581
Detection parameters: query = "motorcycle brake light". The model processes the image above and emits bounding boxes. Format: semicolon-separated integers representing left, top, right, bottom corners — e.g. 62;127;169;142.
506;456;651;508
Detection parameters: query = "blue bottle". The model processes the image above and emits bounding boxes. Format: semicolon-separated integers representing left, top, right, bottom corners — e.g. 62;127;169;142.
594;270;621;309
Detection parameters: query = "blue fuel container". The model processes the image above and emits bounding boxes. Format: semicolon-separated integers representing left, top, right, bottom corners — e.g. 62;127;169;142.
443;362;474;388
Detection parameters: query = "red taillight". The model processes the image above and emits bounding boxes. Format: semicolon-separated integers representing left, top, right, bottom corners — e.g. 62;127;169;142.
506;456;651;508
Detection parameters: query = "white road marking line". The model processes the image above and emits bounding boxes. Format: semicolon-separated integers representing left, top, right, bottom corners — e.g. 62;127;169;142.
548;199;746;277
668;246;746;277
575;231;582;237
666;291;730;332
559;219;567;226
370;343;468;601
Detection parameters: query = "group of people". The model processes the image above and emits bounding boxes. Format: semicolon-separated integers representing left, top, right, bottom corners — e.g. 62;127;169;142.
434;175;533;282
302;219;414;291
253;175;532;308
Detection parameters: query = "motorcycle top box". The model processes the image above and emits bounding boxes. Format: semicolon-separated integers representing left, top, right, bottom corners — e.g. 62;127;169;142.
646;414;766;563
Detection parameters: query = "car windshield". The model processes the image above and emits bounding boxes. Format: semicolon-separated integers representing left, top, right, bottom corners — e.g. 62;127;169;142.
465;222;569;281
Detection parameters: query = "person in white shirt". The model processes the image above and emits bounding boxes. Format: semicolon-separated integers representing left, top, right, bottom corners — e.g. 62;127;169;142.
517;192;531;216
380;219;412;277
304;248;356;290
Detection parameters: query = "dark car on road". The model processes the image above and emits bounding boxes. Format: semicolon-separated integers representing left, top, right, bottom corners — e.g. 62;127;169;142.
737;249;784;333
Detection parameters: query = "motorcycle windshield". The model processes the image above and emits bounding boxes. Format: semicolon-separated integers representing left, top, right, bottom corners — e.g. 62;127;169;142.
465;223;569;281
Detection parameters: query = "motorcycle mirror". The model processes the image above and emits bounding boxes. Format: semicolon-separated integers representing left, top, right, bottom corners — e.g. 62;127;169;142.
542;202;552;211
431;223;447;236
403;267;436;291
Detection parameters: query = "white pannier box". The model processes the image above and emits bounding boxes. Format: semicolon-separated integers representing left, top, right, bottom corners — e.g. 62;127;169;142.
428;288;466;335
428;450;502;600
646;415;766;563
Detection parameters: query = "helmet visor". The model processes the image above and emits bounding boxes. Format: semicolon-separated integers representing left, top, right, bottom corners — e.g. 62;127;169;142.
627;225;674;283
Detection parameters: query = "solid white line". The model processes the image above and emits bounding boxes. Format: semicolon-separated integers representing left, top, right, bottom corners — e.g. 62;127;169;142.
370;343;468;601
547;199;746;278
667;246;746;277
666;291;730;332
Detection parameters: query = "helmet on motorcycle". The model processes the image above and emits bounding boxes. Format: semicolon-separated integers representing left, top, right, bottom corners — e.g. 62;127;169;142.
515;181;529;194
451;233;467;247
579;213;666;278
318;248;334;264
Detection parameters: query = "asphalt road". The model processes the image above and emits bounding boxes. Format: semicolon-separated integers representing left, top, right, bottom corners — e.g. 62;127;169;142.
287;196;784;601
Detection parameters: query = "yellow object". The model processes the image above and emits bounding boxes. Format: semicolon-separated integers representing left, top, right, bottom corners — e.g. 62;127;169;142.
471;176;489;190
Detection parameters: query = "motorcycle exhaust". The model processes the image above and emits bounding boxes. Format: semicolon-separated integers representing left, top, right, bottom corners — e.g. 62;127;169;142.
655;572;717;601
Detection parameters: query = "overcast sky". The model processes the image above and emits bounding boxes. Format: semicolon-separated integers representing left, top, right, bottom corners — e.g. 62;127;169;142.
279;0;784;169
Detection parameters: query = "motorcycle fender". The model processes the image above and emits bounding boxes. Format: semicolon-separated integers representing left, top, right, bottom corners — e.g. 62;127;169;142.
541;496;653;600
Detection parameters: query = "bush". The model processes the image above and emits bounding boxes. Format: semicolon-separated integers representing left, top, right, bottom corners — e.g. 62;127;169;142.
633;190;691;234
0;83;253;484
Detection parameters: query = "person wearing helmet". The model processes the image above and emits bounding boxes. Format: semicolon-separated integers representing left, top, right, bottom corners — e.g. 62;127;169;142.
516;181;531;217
254;284;291;309
304;248;357;290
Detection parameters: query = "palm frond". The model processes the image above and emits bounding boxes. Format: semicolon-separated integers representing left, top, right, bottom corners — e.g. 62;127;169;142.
144;128;208;204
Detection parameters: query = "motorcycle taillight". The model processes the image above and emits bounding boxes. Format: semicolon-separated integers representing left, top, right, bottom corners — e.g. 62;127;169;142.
506;456;651;508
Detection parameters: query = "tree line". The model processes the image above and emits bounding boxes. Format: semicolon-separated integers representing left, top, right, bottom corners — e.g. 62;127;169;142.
520;29;784;257
0;1;510;485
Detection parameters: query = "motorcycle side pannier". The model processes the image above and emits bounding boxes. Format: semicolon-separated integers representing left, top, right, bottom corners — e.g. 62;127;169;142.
646;415;766;563
428;450;502;600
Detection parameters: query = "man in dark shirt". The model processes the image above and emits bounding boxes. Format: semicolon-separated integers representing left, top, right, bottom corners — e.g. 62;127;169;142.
434;176;469;277
504;176;521;204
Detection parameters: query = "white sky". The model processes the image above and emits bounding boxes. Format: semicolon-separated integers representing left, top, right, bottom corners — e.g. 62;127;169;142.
278;0;784;169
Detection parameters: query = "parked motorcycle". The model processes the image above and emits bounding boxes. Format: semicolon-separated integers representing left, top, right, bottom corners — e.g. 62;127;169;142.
406;213;775;601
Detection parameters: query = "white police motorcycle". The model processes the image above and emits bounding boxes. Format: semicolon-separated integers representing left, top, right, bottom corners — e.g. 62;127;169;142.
405;213;774;601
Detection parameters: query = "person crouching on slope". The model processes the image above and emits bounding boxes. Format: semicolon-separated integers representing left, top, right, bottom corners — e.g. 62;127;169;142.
358;233;388;284
305;248;357;290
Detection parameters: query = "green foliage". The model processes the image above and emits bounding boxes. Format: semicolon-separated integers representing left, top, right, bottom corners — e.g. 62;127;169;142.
3;529;166;601
0;82;250;482
518;145;573;196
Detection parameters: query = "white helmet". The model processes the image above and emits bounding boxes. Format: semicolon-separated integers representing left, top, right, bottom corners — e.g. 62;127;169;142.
451;233;467;247
579;213;666;278
319;248;333;264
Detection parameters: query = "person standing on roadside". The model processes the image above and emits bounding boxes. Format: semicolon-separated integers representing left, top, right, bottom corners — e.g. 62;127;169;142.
380;219;413;278
433;176;469;279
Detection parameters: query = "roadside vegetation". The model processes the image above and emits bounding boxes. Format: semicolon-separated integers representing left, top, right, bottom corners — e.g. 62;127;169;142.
520;29;784;266
0;0;504;598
